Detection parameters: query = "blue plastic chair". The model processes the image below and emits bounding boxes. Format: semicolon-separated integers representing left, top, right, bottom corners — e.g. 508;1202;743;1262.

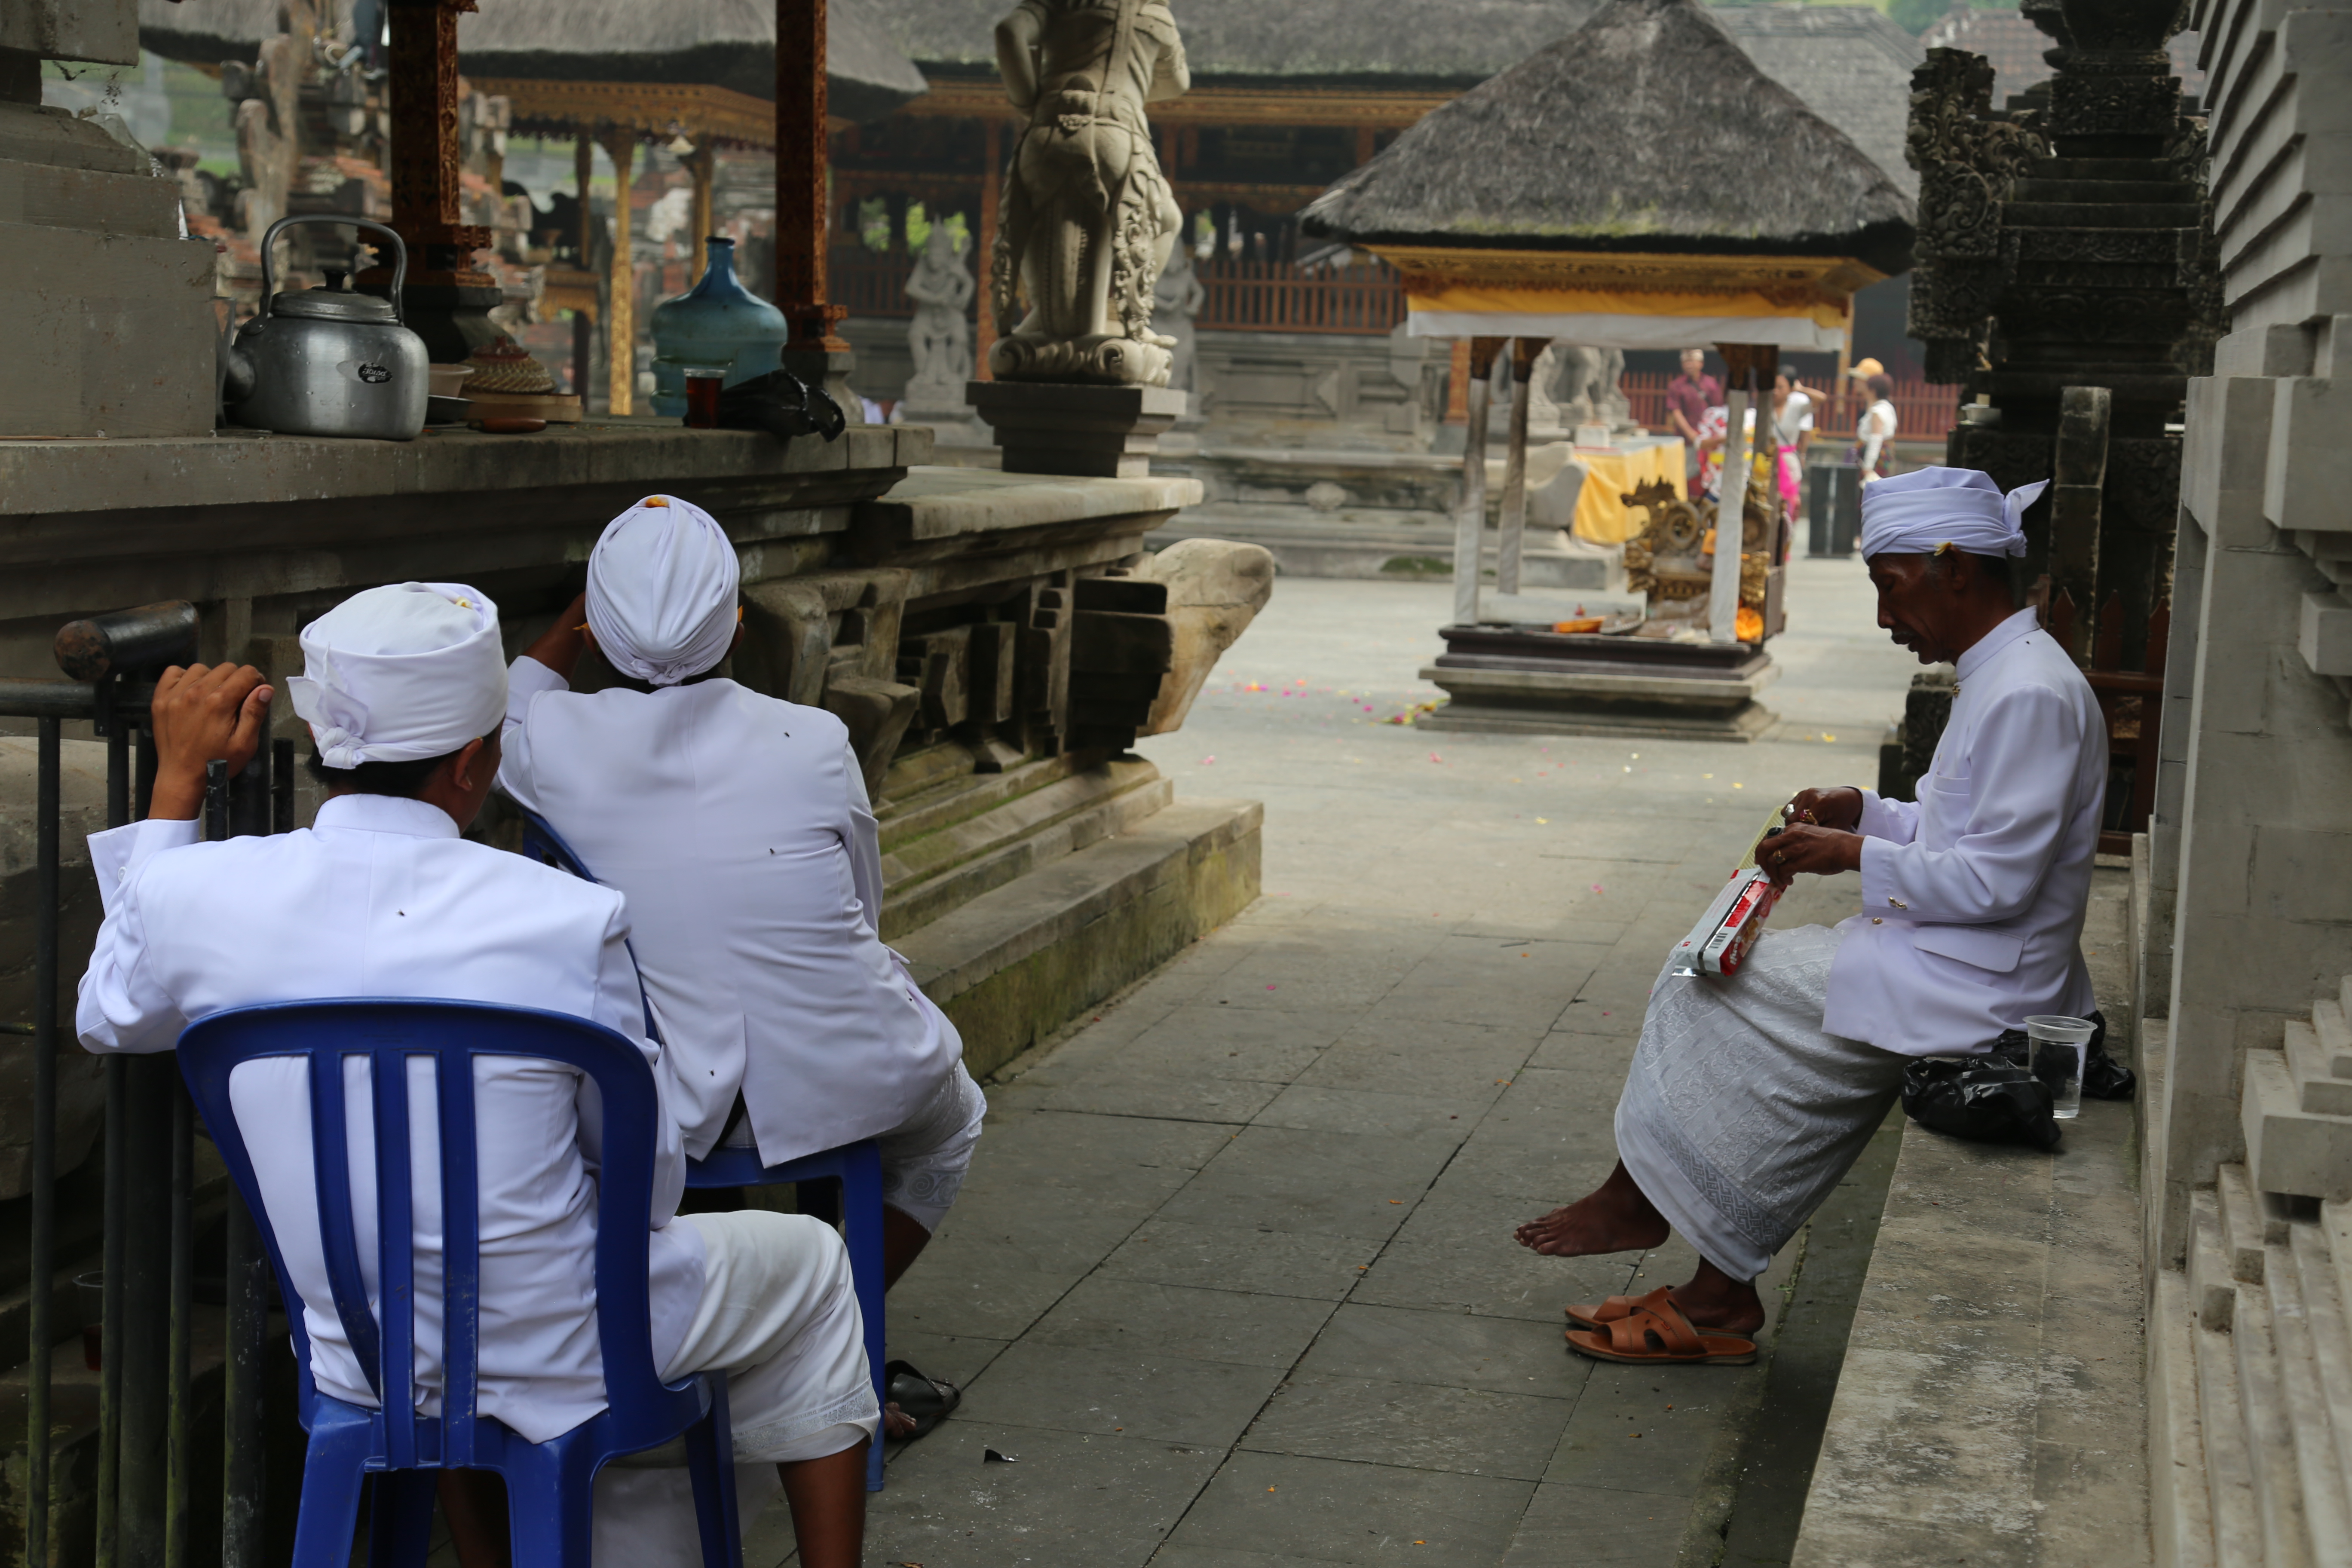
515;804;890;1491
178;999;744;1568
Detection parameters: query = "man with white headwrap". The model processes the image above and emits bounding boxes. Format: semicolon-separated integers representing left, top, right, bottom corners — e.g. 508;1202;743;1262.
1513;468;2107;1364
75;583;876;1568
498;495;980;1436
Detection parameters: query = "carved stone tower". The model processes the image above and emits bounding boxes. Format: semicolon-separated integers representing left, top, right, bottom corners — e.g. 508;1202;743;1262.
1905;0;2221;670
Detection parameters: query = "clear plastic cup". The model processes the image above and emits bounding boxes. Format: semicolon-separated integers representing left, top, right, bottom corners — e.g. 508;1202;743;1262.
2026;1015;2096;1121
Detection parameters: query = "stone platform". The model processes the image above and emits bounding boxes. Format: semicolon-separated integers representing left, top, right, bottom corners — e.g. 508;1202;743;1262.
1419;625;1782;742
0;417;1260;1167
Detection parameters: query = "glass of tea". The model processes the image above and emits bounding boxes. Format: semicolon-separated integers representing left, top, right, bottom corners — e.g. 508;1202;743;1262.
683;368;728;428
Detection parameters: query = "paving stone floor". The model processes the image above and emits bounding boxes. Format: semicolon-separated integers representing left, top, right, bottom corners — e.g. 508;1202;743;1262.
750;556;1923;1566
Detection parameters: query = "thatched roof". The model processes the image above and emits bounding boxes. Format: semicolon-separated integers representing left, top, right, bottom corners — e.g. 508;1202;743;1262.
137;0;929;125
1711;5;1922;197
459;0;928;123
1298;0;1915;272
865;0;1602;86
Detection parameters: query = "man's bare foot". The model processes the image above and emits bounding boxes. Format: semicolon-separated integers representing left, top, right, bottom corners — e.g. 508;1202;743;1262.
1667;1259;1765;1337
1514;1161;1671;1257
883;1402;917;1440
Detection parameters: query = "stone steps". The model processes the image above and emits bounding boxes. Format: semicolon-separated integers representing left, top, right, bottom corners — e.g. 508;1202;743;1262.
2158;973;2352;1566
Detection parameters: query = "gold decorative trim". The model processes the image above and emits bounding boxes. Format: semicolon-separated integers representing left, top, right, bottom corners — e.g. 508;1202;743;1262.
898;78;1452;130
469;78;783;149
1366;245;1886;306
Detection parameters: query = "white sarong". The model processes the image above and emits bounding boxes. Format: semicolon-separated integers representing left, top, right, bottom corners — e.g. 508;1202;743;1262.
591;1209;879;1565
1615;925;1909;1281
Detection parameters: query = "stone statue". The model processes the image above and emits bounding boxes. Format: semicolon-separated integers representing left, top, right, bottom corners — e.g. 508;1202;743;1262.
1528;343;1636;436
902;225;977;412
989;0;1189;385
1149;238;1204;400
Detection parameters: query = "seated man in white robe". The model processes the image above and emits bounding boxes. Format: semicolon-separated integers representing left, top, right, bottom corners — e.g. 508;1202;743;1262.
76;583;877;1565
497;496;981;1436
1513;468;2106;1363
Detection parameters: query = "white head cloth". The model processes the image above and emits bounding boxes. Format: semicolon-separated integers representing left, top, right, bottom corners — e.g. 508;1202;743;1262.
585;495;740;686
1859;465;2049;560
287;582;507;769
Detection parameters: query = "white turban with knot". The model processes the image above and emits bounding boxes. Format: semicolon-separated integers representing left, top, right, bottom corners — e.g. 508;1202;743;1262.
585;495;741;686
287;582;508;769
1859;465;2050;560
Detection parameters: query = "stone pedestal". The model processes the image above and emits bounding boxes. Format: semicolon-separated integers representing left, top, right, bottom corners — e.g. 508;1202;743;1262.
968;381;1188;478
1418;626;1779;741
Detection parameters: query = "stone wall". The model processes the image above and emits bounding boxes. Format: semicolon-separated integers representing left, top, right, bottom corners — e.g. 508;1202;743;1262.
0;422;1261;1201
2149;0;2352;1262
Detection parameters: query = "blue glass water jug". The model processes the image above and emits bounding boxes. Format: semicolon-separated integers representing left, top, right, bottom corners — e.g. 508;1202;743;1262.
649;237;789;417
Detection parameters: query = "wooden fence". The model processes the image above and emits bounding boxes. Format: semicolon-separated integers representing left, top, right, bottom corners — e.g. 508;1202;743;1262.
1620;373;1962;443
832;247;916;318
824;250;1409;333
1195;258;1408;334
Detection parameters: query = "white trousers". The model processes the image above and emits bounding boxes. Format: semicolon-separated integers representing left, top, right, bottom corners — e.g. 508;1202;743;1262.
718;1060;988;1232
590;1210;878;1565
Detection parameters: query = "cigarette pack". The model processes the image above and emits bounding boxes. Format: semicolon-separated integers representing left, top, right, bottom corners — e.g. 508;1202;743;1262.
1670;867;1784;978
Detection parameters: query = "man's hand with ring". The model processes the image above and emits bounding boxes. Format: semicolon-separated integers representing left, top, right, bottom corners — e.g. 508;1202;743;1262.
1783;785;1864;832
1763;823;1862;887
148;663;274;822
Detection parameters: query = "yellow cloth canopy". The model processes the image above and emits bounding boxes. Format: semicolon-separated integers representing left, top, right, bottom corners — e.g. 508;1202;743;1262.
1572;443;1685;545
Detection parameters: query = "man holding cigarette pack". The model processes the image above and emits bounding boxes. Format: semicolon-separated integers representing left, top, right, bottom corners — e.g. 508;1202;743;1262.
1514;467;2107;1365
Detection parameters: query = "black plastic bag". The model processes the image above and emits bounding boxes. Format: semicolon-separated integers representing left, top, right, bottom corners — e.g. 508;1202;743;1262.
1901;1056;2062;1151
1983;1010;2137;1101
2082;1011;2136;1101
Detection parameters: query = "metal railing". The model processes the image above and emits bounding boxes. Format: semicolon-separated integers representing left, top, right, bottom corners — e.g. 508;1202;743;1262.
6;601;285;1568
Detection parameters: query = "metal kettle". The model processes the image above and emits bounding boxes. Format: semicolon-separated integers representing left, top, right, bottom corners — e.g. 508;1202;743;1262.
223;215;429;441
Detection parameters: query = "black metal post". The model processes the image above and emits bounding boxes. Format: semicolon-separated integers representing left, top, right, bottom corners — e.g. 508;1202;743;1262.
221;747;273;1568
123;713;170;1565
97;710;132;1568
164;763;225;1568
25;717;60;1566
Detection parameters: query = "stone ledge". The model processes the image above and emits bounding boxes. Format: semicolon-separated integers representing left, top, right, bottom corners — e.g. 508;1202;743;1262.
0;418;934;517
899;796;1263;1078
861;466;1204;542
1790;864;2150;1568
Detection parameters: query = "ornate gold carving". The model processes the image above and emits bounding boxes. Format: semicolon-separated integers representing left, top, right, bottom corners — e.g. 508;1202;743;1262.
470;78;780;150
1365;246;1884;308
902;77;1450;130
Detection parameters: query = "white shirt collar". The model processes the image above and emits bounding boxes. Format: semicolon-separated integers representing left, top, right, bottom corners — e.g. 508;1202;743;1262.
312;793;463;839
1955;606;2044;686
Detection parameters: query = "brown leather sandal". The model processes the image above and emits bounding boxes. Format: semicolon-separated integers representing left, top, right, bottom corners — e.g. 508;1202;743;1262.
1564;1287;1757;1366
1566;1293;1739;1333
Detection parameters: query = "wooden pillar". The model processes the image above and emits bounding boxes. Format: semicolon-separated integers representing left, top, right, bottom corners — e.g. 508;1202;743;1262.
775;0;847;353
976;116;1002;382
1445;336;1471;423
571;133;595;397
1711;345;1777;645
682;144;717;284
573;132;595;259
1497;336;1541;596
1452;336;1505;628
600;130;636;416
1354;124;1376;165
378;0;492;355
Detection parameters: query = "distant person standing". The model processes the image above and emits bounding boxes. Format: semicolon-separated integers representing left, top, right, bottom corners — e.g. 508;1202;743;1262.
1855;372;1899;481
1666;348;1722;487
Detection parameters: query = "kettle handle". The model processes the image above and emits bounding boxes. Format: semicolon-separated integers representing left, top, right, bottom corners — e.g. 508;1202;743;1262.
257;215;410;322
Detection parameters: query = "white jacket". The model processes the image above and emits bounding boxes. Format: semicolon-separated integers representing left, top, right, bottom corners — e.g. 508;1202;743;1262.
499;657;961;1167
74;793;704;1445
1822;608;2105;1056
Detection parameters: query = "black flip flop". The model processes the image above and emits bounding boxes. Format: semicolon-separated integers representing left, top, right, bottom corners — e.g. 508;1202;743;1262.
883;1360;961;1442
